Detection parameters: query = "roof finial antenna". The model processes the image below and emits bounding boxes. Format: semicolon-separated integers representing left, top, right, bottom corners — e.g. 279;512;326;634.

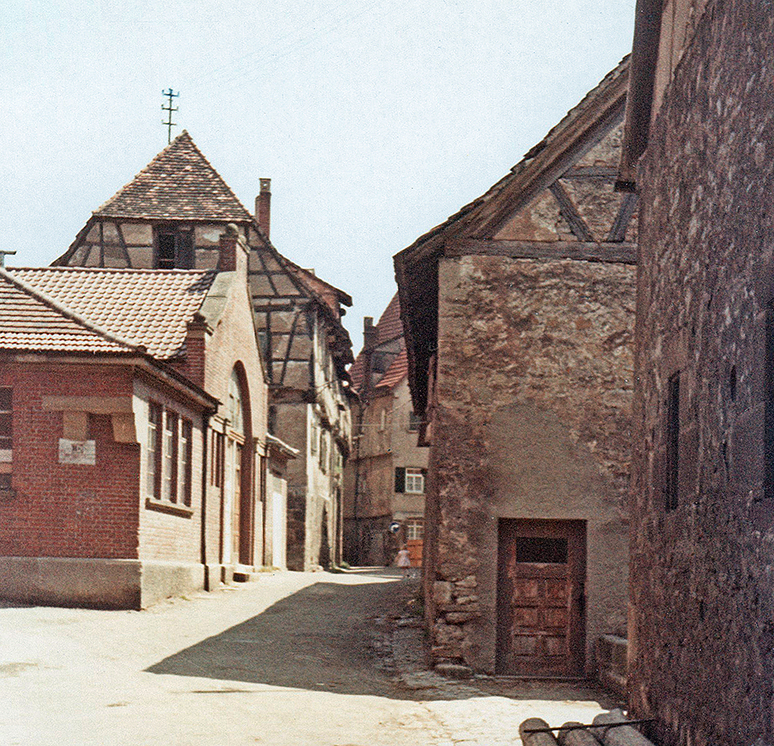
161;88;179;144
0;250;16;268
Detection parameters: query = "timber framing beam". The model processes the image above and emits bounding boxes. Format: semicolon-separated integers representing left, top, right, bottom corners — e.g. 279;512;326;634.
446;239;637;264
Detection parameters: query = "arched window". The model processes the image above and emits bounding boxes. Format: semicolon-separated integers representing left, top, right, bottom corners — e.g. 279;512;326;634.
228;368;244;434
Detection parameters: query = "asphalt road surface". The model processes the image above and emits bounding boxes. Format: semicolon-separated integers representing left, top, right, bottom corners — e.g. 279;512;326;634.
0;568;616;745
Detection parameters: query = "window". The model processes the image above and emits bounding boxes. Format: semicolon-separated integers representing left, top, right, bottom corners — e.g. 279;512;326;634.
0;387;11;492
228;370;243;434
516;537;568;564
379;409;387;432
319;430;328;473
405;467;425;494
154;226;193;269
665;372;680;511
148;404;193;507
163;411;178;501
406;518;424;540
147;403;162;498
211;430;224;488
179;419;192;506
395;467;426;494
408;412;422;432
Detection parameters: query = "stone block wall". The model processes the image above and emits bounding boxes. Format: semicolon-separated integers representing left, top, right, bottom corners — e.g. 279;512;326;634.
426;254;634;673
629;3;774;745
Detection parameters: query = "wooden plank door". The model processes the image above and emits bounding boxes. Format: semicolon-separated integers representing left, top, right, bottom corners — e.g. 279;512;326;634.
496;519;585;676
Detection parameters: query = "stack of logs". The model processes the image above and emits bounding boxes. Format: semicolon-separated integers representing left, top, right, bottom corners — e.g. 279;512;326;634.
520;709;656;746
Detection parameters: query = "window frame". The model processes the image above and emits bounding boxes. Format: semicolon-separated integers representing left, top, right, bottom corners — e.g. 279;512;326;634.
146;402;194;517
147;402;163;500
404;467;426;495
154;225;194;270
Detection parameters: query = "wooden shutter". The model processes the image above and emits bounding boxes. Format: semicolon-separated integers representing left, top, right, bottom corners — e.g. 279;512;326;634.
394;467;405;493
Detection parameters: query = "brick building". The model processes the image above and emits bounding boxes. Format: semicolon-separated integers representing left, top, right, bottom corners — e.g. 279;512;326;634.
53;132;354;571
344;295;428;567
395;59;636;676
620;2;774;744
0;226;284;608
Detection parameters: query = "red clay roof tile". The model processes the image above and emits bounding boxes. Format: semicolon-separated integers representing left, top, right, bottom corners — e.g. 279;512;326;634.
9;266;215;359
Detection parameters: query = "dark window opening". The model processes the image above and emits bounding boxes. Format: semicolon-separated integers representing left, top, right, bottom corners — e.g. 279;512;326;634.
155;227;193;269
516;537;568;564
0;386;11;451
665;372;680;511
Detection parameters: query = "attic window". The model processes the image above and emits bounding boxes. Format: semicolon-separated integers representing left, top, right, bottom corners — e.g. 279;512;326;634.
154;226;193;269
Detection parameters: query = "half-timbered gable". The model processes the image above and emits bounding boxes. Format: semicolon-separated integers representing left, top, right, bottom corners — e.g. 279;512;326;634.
53;131;353;572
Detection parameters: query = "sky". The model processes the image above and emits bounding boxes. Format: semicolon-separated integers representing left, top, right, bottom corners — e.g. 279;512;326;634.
0;0;636;351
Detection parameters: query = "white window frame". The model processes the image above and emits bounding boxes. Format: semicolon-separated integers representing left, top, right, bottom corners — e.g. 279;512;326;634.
404;467;425;494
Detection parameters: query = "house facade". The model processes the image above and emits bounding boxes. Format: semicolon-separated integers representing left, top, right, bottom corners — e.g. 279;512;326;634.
54;132;354;571
620;2;774;744
395;59;636;677
0;227;283;608
344;295;428;567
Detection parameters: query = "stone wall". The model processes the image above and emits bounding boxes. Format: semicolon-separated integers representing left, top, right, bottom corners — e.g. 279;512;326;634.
428;254;634;673
629;3;774;745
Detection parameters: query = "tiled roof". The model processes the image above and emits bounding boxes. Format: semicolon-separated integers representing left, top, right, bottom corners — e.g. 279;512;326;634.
0;269;135;354
349;294;405;392
9;267;215;359
372;294;403;345
94;131;254;222
375;346;408;391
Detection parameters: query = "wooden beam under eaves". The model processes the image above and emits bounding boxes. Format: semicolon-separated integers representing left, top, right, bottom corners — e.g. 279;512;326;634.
446;239;637;264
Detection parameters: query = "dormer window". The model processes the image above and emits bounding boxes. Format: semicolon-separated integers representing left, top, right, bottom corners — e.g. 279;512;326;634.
154;226;193;269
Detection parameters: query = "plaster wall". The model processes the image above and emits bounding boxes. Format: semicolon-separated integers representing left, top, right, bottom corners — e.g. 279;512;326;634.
427;254;634;673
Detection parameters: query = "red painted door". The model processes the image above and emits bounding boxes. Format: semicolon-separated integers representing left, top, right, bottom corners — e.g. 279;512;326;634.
496;519;586;676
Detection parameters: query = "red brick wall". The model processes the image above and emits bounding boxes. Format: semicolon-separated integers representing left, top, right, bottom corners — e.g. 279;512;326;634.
0;362;140;559
134;380;205;564
202;276;269;567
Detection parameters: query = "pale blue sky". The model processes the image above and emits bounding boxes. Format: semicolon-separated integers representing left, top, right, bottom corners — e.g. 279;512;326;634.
1;0;636;350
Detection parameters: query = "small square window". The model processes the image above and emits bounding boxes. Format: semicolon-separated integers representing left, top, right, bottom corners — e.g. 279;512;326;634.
405;468;425;494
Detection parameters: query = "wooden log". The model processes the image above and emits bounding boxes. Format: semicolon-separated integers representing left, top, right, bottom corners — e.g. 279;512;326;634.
519;717;560;746
592;709;655;746
557;721;604;746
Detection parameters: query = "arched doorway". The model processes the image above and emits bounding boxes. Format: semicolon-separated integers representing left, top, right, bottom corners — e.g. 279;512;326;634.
222;366;253;567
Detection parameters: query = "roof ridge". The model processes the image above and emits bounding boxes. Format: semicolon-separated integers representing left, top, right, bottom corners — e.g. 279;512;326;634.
1;267;143;354
12;265;213;275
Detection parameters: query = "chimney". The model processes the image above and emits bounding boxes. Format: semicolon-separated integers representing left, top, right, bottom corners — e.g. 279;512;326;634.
363;317;378;351
255;178;271;238
218;223;247;275
361;317;378;404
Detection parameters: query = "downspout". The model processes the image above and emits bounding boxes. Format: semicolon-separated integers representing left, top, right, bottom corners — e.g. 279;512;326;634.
200;413;209;574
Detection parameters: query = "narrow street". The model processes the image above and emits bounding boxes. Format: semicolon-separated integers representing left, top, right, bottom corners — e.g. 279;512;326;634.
0;569;618;746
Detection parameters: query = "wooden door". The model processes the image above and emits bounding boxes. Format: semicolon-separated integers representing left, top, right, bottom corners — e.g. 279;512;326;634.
496;519;585;676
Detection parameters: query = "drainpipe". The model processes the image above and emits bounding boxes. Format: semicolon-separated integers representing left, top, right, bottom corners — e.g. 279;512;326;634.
200;413;209;577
